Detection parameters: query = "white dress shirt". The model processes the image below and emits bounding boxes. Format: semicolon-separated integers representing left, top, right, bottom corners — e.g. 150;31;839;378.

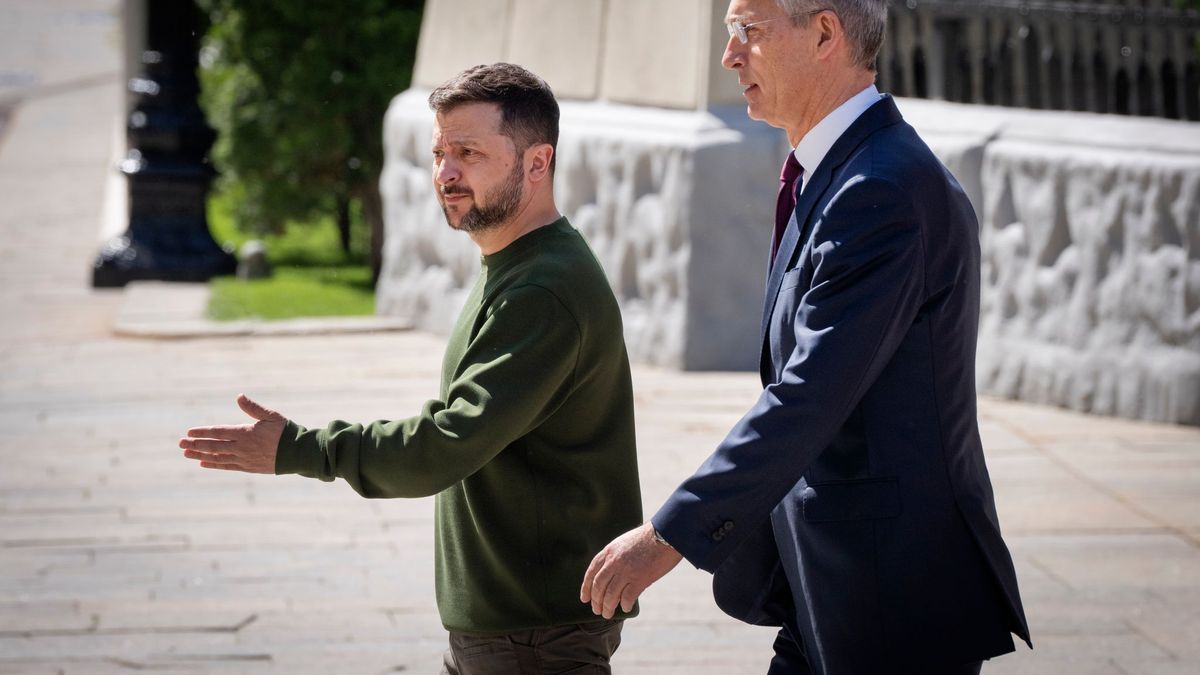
794;84;882;194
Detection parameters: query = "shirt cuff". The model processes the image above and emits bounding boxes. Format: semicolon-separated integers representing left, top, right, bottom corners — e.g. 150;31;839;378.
274;419;322;477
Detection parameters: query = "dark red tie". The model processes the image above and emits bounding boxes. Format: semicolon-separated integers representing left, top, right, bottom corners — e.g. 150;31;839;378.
772;153;803;265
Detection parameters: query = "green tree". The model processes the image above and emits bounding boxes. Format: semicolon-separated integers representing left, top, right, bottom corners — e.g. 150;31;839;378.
198;0;424;281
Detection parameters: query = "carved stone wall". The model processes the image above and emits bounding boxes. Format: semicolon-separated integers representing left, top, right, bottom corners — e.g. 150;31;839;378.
377;0;1200;424
381;92;1200;422
903;98;1200;425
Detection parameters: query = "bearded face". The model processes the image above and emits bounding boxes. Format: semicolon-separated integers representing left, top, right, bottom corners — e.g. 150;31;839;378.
439;157;524;233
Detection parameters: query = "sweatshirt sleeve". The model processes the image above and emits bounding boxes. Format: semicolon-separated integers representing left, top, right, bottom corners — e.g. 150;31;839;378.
274;284;580;498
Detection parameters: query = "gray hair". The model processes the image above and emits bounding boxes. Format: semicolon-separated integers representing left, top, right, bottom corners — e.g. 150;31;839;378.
776;0;887;71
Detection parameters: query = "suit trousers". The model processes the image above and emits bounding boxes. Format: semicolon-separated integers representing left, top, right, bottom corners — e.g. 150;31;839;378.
439;619;623;675
765;622;984;675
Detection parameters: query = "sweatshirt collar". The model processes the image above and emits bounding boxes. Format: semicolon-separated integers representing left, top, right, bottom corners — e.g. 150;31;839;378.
481;216;570;268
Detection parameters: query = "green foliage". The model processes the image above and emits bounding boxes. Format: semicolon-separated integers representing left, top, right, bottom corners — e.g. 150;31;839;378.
207;186;369;266
206;188;375;321
198;0;423;253
207;267;376;321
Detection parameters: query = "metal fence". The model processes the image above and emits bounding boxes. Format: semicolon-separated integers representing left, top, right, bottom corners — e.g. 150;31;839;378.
877;0;1200;120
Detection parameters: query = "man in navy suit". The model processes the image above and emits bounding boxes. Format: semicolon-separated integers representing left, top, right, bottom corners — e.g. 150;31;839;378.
580;1;1031;672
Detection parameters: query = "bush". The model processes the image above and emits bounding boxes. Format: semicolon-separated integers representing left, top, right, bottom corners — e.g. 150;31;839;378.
198;0;425;279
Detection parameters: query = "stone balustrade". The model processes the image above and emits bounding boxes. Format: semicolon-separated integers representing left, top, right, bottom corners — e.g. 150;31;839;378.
903;98;1200;425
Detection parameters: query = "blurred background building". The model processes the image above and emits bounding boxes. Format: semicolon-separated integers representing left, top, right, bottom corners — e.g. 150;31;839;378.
377;0;1200;425
109;0;1199;425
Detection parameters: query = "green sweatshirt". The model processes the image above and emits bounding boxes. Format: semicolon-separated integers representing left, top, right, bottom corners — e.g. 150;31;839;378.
275;217;642;634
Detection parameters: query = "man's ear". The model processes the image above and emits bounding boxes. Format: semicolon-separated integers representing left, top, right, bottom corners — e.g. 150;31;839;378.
526;143;554;183
813;10;842;57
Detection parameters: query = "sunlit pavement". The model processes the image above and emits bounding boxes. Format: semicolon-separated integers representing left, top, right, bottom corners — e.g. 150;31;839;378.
2;3;1198;674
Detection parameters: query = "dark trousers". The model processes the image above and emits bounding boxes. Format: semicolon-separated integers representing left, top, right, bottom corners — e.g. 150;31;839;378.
440;619;623;675
766;623;984;675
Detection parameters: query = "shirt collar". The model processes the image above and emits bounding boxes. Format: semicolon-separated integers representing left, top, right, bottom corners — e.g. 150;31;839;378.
794;84;881;191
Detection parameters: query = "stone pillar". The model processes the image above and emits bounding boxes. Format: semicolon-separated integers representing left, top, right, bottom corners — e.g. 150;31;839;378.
92;0;234;287
378;0;785;370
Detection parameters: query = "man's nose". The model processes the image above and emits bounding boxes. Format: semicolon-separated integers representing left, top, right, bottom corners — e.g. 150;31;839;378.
721;34;744;71
435;158;460;186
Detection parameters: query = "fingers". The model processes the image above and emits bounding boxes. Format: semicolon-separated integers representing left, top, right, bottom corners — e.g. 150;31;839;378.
199;460;248;472
583;562;637;618
179;437;236;453
237;394;277;421
619;583;641;613
183;448;262;474
181;445;246;471
182;448;237;462
588;565;613;617
186;424;243;440
580;552;603;603
601;581;630;619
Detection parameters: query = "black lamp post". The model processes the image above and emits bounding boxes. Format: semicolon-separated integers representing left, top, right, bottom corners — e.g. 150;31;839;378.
92;0;235;287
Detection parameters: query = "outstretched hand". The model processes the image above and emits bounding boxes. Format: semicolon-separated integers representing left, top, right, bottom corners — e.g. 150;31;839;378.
580;522;683;619
180;394;286;474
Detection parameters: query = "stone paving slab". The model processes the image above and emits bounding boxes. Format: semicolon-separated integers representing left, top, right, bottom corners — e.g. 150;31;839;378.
3;2;1200;673
8;322;1200;673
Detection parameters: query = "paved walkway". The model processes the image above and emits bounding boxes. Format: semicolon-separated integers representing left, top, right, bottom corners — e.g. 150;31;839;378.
2;2;1198;674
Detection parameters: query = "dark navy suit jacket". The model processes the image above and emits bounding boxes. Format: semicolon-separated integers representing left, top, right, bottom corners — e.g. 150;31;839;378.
653;96;1031;674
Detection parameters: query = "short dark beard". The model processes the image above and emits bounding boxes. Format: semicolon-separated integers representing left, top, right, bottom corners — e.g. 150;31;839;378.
442;159;525;233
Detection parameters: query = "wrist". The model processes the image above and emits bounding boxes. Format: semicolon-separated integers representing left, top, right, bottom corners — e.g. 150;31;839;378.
650;523;676;551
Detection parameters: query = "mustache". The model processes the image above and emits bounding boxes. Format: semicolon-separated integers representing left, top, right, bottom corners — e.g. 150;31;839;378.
441;184;472;197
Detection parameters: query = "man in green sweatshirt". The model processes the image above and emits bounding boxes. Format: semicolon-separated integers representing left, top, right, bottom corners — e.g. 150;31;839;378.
179;63;642;675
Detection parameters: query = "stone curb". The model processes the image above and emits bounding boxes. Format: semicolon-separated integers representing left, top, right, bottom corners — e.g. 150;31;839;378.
112;281;412;339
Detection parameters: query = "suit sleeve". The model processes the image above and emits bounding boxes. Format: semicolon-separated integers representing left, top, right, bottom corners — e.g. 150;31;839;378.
653;175;926;572
273;284;580;499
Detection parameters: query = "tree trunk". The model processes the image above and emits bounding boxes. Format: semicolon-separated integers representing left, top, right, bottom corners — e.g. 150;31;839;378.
359;176;385;286
336;193;352;256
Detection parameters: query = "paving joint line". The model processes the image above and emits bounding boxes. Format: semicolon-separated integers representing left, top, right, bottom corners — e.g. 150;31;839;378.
996;416;1200;549
1024;554;1076;591
0;71;121;108
1122;617;1181;661
0;613;257;639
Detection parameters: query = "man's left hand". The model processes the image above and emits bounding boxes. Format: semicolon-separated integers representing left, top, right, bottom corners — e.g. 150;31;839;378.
580;522;683;619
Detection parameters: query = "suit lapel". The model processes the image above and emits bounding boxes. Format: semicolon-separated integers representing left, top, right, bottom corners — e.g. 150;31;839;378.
759;166;833;344
757;96;905;373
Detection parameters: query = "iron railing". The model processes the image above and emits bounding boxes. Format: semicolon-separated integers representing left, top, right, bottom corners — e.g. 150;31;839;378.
877;0;1200;120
